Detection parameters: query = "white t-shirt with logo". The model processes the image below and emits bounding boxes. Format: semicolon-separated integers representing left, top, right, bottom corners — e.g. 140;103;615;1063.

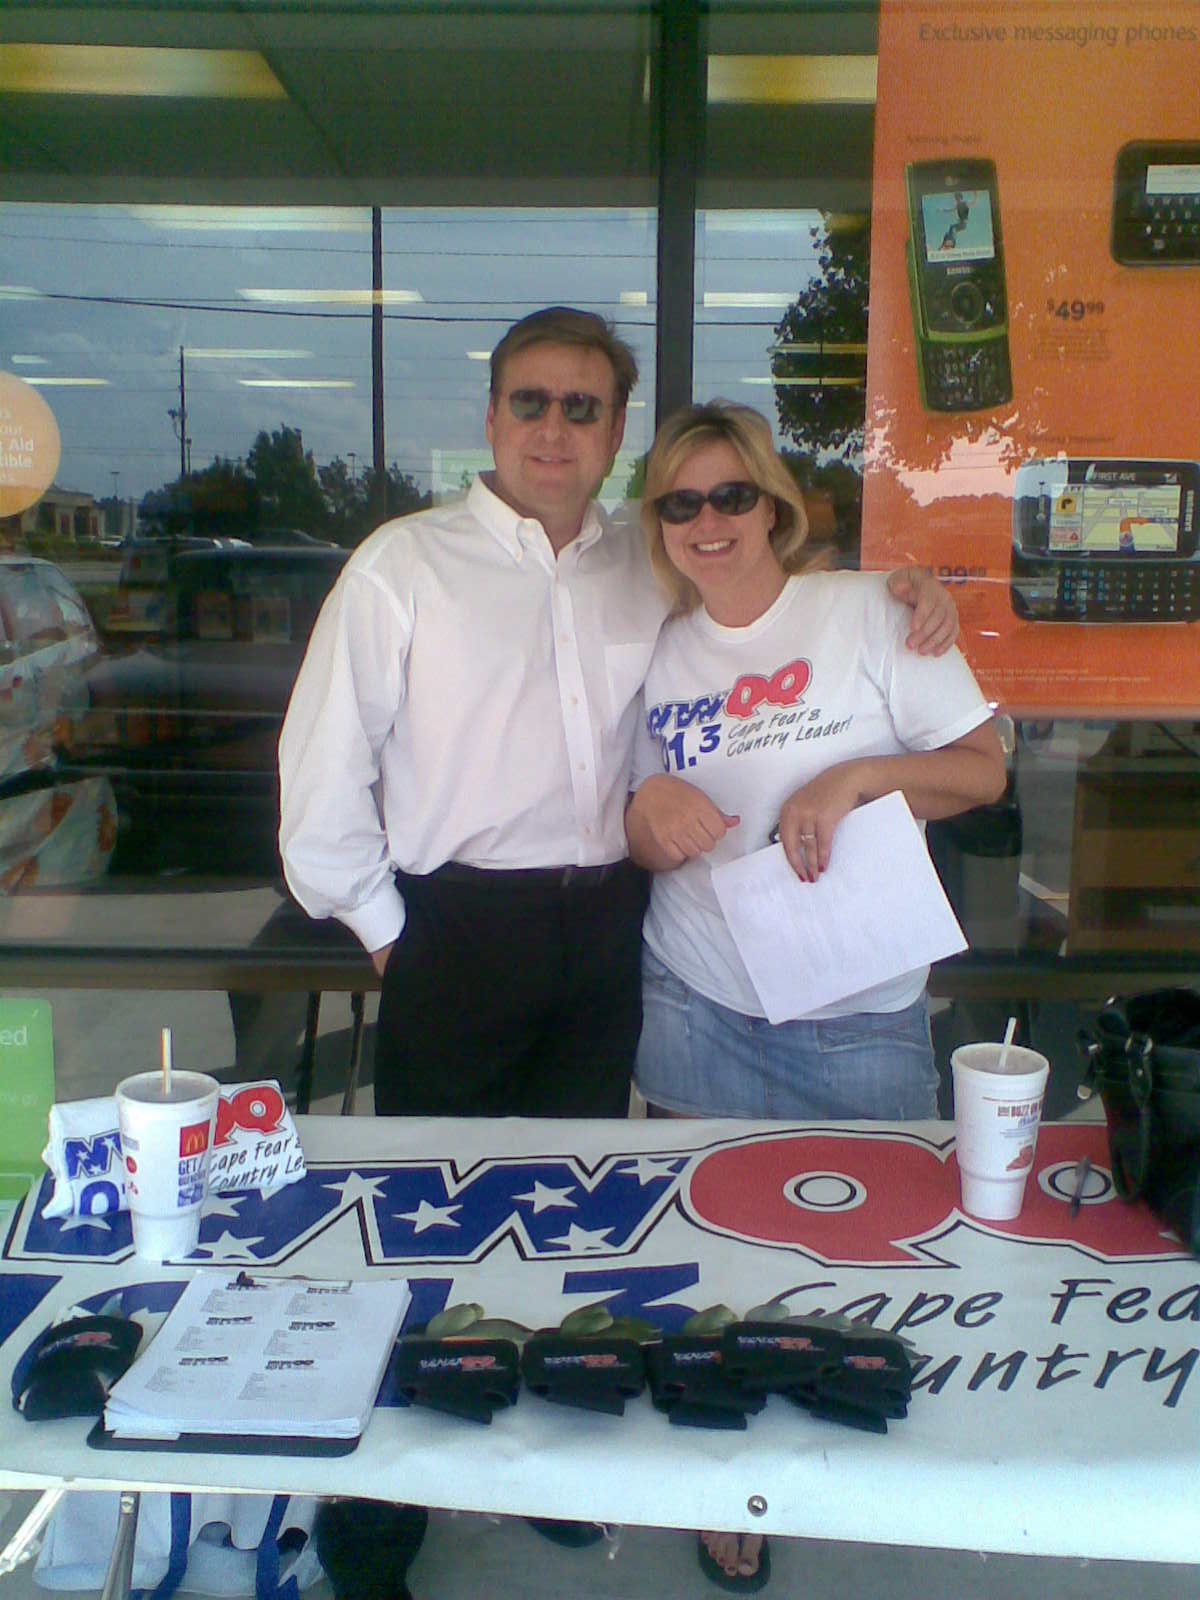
633;571;992;1019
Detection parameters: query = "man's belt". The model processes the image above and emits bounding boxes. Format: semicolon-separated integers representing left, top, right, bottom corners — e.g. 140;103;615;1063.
433;860;628;890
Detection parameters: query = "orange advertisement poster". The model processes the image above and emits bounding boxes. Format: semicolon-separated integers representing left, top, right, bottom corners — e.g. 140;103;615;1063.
862;1;1200;715
0;371;61;519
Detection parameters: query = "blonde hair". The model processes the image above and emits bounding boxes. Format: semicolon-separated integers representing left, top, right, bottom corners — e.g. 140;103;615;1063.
640;400;818;614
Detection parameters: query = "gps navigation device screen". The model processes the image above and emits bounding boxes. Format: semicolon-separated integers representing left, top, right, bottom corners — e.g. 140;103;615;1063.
1046;480;1180;555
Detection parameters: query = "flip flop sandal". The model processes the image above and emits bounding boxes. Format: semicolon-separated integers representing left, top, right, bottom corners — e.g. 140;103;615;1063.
696;1532;771;1594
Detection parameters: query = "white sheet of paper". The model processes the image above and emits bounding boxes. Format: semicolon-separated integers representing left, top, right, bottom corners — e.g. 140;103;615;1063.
710;790;967;1023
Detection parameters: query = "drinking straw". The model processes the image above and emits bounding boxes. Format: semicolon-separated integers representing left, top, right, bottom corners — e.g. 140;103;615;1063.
161;1026;173;1096
996;1015;1017;1072
1069;1155;1093;1218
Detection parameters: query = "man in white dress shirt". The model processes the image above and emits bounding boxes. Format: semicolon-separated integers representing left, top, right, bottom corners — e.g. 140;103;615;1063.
279;308;664;1116
279;306;955;1120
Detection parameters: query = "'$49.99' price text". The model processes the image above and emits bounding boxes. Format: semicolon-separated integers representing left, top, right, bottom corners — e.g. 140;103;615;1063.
1047;299;1104;320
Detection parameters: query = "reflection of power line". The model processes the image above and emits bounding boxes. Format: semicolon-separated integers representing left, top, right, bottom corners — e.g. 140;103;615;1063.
12;288;774;328
0;208;652;225
23;360;637;384
22;289;655;317
0;225;666;262
65;444;437;473
66;446;192;457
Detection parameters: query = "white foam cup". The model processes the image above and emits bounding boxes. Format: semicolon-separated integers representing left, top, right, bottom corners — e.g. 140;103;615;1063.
115;1069;220;1260
951;1043;1050;1221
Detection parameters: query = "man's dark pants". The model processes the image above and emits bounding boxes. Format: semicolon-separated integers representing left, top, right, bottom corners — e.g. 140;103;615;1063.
374;859;649;1118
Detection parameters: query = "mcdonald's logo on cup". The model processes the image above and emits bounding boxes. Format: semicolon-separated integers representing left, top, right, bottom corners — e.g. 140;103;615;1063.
178;1119;213;1158
115;1069;221;1262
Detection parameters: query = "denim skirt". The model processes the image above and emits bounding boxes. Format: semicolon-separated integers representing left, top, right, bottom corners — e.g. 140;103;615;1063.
635;946;939;1120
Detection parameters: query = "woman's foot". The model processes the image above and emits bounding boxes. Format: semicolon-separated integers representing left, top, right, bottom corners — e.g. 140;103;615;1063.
697;1530;770;1593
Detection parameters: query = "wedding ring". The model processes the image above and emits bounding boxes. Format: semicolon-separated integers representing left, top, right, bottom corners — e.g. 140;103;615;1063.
800;831;816;842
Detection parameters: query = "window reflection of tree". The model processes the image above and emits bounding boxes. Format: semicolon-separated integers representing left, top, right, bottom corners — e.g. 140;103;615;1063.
771;214;870;564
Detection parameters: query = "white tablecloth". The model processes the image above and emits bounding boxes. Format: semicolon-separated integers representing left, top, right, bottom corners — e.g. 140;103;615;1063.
1;1114;1196;1564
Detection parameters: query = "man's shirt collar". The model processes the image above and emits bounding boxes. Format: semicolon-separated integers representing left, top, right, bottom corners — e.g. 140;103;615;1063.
471;473;606;561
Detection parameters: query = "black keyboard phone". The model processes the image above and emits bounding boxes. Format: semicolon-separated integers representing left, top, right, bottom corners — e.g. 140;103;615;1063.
1112;142;1200;266
1010;457;1200;623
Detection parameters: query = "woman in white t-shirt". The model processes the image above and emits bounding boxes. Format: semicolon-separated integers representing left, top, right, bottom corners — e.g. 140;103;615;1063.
626;402;1005;1589
627;400;1005;1126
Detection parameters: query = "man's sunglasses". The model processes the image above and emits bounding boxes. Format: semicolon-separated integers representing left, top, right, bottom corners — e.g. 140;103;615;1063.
506;388;608;425
654;481;763;524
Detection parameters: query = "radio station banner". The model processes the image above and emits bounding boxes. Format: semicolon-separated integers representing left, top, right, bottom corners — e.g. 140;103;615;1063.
862;1;1200;716
1;1116;1196;1561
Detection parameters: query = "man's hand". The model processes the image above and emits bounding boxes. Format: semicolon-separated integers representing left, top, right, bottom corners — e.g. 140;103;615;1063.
626;773;739;871
775;765;866;881
887;565;959;655
370;942;394;978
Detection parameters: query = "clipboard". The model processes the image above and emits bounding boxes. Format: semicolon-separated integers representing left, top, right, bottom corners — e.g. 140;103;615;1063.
87;1417;361;1457
91;1270;410;1454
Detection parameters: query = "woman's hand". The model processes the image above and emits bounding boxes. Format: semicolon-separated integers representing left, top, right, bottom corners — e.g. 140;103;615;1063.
887;566;959;655
775;766;866;881
626;774;739;871
775;722;1007;881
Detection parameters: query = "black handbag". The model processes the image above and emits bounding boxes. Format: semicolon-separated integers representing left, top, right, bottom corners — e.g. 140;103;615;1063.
1079;989;1200;1258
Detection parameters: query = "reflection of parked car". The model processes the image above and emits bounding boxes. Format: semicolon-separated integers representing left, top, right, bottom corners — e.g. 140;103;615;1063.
241;527;338;548
0;557;117;890
82;547;347;875
107;536;228;637
106;533;336;638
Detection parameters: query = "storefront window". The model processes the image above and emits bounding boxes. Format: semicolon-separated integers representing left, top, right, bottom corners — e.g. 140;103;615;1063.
0;2;658;1096
695;4;1198;1108
0;202;656;884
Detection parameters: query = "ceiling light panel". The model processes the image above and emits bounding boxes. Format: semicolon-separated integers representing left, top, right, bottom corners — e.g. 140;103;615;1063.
0;45;286;100
704;292;794;308
184;348;313;360
130;207;367;232
708;55;877;105
239;379;354;389
238;289;424;305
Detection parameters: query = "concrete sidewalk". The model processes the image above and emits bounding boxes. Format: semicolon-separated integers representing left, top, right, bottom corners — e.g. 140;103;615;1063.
2;1493;1195;1600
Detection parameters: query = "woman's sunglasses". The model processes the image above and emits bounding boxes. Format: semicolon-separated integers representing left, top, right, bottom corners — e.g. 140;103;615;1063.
654;481;763;524
506;388;607;425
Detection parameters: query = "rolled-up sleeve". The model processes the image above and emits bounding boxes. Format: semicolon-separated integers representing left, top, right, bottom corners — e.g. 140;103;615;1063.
628;689;664;790
278;563;410;953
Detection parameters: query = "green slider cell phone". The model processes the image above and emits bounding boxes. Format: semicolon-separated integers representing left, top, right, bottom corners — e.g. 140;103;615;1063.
1111;141;1200;265
1011;457;1200;623
904;159;1012;413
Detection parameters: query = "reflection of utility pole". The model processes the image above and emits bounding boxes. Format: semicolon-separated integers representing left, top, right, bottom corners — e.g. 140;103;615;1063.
167;345;188;480
371;206;386;524
348;451;357;482
111;469;119;499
